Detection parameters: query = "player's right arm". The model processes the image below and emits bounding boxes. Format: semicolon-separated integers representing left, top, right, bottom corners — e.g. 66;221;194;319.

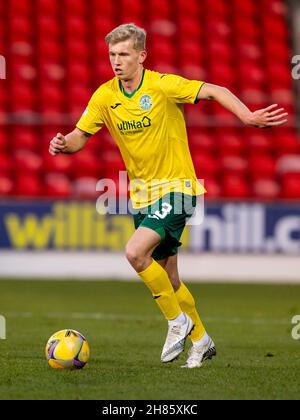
49;128;91;156
49;85;107;156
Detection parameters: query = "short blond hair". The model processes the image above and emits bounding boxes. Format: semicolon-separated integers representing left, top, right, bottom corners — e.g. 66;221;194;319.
105;23;146;51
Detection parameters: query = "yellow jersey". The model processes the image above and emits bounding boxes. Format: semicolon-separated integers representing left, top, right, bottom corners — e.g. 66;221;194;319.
76;69;206;209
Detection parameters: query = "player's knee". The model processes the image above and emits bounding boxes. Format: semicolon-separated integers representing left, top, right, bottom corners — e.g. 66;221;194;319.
125;245;144;270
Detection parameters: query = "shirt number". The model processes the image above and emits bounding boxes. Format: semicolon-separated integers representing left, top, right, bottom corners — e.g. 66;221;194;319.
148;203;173;220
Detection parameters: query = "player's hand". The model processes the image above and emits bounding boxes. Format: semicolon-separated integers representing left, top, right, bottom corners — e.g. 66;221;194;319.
49;133;67;156
247;104;288;128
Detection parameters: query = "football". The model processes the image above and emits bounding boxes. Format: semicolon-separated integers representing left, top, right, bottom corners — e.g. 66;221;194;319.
45;329;90;369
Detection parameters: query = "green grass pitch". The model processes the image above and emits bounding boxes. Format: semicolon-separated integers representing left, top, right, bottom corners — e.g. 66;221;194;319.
0;280;300;400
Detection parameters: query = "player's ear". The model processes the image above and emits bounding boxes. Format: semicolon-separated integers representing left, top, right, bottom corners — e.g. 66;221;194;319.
139;49;147;65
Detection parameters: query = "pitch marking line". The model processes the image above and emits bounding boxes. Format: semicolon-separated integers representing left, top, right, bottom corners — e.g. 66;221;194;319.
4;312;289;325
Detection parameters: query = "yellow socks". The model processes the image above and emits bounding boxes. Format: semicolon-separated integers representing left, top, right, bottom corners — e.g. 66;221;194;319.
138;260;206;342
175;282;206;342
138;259;182;320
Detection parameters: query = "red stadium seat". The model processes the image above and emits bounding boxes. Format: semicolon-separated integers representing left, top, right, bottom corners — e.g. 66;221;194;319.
249;155;277;179
0;89;7;109
45;173;72;198
11;63;37;83
149;0;172;19
67;63;91;85
94;62;114;84
92;16;116;37
73;151;101;179
152;63;179;75
177;18;203;39
68;85;92;115
39;62;66;82
218;132;246;156
239;61;266;87
44;153;73;176
267;64;292;89
0;153;13;176
37;0;60;16
91;0;115;17
181;65;206;81
188;131;215;154
262;16;288;40
264;36;290;58
236;41;263;61
73;176;99;199
270;89;294;114
37;16;62;39
0;174;14;196
205;0;229;15
179;41;204;64
151;37;176;64
203;176;221;199
39;84;65;113
15;174;43;196
247;133;274;154
11;84;36;111
8;0;32;16
192;153;219;178
274;133;300;156
120;1;144;22
0;131;7;152
220;155;248;175
150;19;177;37
253;178;280;200
281;174;300;199
14;150;43;174
102;151;126;178
209;63;235;86
12;127;38;151
239;88;268;106
232;0;257;17
223;174;251;199
209;40;233;63
66;17;88;39
277;155;300;175
66;40;90;61
65;0;87;16
177;0;201;16
234;18;260;41
9;17;32;40
38;39;63;61
1;0;297;200
206;22;231;45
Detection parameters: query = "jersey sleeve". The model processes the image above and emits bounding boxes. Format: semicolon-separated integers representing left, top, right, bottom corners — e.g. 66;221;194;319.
76;91;105;135
158;74;205;104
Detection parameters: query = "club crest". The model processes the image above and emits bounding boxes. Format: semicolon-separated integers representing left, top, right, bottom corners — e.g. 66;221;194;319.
139;95;152;111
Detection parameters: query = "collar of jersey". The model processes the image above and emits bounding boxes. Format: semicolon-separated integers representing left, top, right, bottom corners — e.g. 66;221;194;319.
118;69;145;98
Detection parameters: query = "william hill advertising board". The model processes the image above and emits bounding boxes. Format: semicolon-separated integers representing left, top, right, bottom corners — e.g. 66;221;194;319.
0;201;299;254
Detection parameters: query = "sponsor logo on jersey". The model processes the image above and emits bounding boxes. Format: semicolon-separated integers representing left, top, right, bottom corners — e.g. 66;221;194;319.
117;116;151;133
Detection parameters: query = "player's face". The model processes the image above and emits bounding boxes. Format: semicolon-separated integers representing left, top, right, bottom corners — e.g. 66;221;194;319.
109;39;146;81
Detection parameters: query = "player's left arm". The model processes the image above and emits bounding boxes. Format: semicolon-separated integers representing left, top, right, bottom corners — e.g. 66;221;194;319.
197;83;288;128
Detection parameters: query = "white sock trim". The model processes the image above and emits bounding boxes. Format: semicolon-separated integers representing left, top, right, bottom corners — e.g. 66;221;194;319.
192;332;209;347
169;312;186;325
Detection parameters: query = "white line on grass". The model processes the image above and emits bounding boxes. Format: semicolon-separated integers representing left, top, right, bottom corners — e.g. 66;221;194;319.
4;312;290;325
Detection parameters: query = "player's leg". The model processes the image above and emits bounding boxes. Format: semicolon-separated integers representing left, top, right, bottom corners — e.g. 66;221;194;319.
158;254;206;339
157;254;216;368
127;210;193;363
126;226;186;321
